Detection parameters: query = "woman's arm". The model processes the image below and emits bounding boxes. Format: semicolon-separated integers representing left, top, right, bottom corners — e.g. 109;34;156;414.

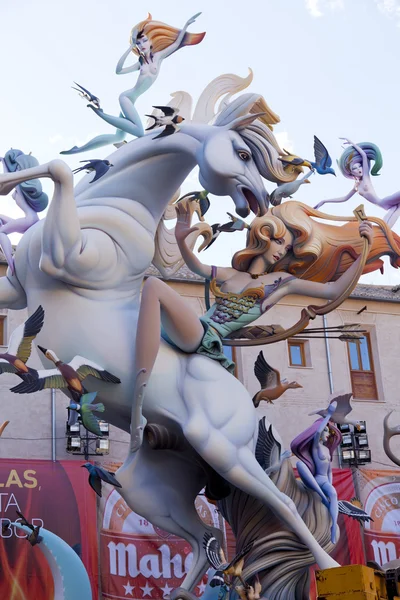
175;202;235;281
314;187;357;210
286;221;373;300
116;44;140;75
158;12;201;60
340;137;369;176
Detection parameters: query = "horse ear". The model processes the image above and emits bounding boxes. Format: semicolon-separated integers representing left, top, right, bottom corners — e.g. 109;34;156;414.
225;112;266;131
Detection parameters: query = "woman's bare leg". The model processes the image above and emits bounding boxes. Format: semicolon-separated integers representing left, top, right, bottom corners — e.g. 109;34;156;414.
131;276;204;451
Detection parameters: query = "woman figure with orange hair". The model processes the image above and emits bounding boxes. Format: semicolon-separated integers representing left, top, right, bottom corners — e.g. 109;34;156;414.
130;199;400;449
62;13;204;154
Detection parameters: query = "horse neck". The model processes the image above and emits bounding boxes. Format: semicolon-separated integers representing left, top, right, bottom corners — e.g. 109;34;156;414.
78;127;211;224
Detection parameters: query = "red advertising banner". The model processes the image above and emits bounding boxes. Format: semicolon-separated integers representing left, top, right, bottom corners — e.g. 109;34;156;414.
0;459;98;600
359;468;400;567
99;462;226;600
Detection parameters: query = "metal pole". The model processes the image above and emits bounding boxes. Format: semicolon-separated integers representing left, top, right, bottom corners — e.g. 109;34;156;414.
51;389;56;462
322;315;342;468
322;315;334;394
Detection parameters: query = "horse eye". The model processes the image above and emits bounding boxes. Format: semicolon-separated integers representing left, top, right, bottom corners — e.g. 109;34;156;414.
238;151;250;161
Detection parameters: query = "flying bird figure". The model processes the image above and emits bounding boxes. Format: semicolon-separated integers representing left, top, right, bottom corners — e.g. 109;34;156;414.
338;499;372;524
81;463;122;497
278;150;312;170
255;419;291;476
270;170;313;206
0;305;44;383
309;393;361;428
70;82;101;109
0;420;9;437
252;351;302;407
176;190;211;218
68;392;106;436
145;106;185;140
310;136;336;176
16;511;43;546
200;213;250;251
203;532;254;587
72;159;113;183
11;348;121;431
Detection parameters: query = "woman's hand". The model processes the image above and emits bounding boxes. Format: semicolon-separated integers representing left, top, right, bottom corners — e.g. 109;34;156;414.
184;12;201;28
359;220;374;245
327;400;337;415
175;201;199;243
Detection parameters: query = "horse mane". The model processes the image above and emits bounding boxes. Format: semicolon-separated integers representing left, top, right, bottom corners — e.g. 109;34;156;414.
152;73;298;276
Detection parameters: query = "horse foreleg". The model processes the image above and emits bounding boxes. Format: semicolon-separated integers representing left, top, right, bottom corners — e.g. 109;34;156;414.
116;444;223;591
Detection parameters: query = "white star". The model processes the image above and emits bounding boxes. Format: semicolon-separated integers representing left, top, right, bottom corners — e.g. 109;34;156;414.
160;583;173;598
140;582;154;597
123;581;135;596
197;581;207;594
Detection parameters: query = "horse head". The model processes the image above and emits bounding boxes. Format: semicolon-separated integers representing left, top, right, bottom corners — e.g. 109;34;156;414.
189;93;282;217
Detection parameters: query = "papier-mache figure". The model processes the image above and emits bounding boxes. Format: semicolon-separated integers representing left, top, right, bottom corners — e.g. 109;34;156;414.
62;12;205;154
315;138;400;227
290;401;342;543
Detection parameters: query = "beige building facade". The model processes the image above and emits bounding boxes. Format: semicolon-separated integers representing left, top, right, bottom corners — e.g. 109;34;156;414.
0;259;400;472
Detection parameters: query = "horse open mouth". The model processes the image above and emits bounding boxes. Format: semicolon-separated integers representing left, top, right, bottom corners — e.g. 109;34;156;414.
236;186;261;217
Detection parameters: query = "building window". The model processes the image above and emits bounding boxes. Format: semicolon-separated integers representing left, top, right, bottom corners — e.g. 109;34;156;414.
288;340;307;367
346;333;378;400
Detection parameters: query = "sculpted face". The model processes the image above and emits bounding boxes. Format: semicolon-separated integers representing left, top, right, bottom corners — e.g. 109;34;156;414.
350;161;363;178
321;426;330;444
263;230;294;266
136;34;151;55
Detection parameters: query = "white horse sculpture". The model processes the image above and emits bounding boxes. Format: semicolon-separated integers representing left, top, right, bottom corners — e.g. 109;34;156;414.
0;85;340;591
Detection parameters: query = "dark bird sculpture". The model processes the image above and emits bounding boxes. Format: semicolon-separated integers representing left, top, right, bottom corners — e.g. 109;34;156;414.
309;393;361;428
11;347;121;400
72;159;113;183
70;82;101;109
201;213;250;251
0;305;44;382
2;519;11;535
278;150;312;169
81;463;122;497
16;511;43;546
255;419;291;476
252;351;302;407
176;190;210;217
310;135;336;176
338;499;373;524
146;106;185;139
203;532;253;587
68;392;105;436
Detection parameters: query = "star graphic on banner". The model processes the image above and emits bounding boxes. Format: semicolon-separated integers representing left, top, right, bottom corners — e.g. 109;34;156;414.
140;582;154;597
160;583;173;598
123;581;135;596
197;581;207;594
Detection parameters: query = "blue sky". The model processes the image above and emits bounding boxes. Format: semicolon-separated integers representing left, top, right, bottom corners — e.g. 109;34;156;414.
1;0;400;284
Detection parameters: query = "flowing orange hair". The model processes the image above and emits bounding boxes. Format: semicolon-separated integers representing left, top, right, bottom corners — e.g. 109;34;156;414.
130;13;205;55
232;201;400;282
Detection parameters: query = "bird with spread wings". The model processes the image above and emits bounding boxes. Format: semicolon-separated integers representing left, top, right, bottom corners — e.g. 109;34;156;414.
203;532;254;587
252;351;302;407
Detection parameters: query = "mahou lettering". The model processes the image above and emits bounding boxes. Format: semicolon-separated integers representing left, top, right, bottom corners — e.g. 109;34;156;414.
108;541;193;579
